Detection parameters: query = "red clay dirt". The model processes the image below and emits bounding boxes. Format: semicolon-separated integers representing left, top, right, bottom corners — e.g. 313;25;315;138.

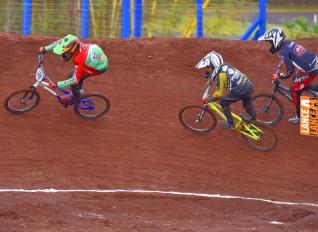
0;33;318;231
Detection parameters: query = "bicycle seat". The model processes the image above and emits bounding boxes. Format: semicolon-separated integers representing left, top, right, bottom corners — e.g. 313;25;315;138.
239;113;253;122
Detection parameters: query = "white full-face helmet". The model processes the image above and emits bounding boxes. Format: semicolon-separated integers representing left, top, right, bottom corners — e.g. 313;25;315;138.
195;51;224;80
258;28;286;53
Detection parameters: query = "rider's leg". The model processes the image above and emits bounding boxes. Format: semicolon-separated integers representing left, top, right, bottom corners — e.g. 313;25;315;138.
306;82;318;92
220;93;240;128
304;71;318;92
76;69;107;97
290;85;302;124
242;87;257;121
290;73;316;124
70;83;82;105
57;71;75;107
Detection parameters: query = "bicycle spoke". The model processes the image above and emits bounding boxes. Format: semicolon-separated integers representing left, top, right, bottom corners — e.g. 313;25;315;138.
179;105;217;133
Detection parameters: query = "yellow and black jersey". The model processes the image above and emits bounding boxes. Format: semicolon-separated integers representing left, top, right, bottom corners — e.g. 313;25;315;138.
213;63;252;99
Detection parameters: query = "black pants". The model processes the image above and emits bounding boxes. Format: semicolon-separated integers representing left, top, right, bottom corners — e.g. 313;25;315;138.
67;69;106;100
220;87;257;124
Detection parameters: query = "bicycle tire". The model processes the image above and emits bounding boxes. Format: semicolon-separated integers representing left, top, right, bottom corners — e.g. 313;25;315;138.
4;89;40;114
73;93;110;119
252;94;284;126
241;121;278;152
179;105;217;133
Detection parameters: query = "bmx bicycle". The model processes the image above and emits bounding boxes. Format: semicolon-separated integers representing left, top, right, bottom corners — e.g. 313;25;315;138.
179;82;278;152
252;61;318;126
4;53;110;119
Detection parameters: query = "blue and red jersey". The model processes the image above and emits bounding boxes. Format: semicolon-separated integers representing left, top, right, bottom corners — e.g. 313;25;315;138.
278;41;318;78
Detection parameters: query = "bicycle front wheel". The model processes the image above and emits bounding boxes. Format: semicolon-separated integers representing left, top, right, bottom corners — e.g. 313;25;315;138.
179;105;217;133
4;89;40;114
242;121;278;152
252;94;284;126
73;93;110;119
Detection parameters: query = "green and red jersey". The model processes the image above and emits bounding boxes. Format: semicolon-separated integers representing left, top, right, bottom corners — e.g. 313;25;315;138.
45;41;108;88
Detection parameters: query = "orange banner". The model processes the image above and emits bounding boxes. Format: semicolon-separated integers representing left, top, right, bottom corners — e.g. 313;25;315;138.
300;96;318;137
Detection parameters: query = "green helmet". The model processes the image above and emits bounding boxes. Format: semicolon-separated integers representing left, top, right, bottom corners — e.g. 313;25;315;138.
53;34;80;61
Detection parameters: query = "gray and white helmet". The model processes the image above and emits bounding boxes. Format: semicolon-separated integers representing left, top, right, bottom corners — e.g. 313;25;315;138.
195;51;224;79
258;28;286;53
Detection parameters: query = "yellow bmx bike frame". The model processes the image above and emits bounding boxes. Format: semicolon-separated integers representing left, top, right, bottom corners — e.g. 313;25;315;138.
206;101;263;141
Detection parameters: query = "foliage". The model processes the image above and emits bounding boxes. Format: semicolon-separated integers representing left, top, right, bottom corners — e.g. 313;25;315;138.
4;0;317;40
283;16;318;39
143;0;251;38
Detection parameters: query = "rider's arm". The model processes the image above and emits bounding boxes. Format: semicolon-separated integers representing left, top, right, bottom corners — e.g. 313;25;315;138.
279;51;295;79
212;73;227;99
56;72;78;88
56;63;85;88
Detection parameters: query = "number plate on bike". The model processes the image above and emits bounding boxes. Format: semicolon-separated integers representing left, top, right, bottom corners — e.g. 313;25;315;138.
35;68;44;81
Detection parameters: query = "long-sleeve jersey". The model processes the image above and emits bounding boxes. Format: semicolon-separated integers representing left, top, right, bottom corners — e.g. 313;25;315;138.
278;41;317;79
45;42;108;88
213;63;252;99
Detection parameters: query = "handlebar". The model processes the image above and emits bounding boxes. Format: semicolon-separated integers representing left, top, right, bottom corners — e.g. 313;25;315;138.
35;53;53;83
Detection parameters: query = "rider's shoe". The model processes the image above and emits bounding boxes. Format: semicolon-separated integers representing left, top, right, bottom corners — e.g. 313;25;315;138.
288;115;300;125
219;120;235;129
239;113;253;122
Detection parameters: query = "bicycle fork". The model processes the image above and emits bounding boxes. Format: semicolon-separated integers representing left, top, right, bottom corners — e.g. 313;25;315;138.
20;86;38;104
196;105;208;123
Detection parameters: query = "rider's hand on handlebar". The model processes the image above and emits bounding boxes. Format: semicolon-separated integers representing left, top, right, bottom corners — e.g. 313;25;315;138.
203;95;216;104
272;73;279;80
210;96;217;102
39;47;46;54
204;71;211;79
49;81;57;89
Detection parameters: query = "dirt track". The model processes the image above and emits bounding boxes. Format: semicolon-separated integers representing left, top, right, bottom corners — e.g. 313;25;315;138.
0;33;318;231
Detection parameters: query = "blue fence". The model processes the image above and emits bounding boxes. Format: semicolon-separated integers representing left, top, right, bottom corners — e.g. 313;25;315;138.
81;0;89;38
196;0;203;38
121;0;131;38
241;0;267;40
22;0;32;35
22;0;266;40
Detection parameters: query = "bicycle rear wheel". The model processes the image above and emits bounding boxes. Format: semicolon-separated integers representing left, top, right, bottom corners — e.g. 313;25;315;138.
4;89;40;114
252;94;284;126
73;93;110;119
242;121;278;152
179;105;217;133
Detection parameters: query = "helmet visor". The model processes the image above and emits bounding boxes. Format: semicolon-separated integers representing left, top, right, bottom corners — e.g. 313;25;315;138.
53;34;79;55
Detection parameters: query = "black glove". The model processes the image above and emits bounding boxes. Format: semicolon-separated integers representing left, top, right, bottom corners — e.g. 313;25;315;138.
279;72;293;80
204;71;211;79
208;96;217;102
